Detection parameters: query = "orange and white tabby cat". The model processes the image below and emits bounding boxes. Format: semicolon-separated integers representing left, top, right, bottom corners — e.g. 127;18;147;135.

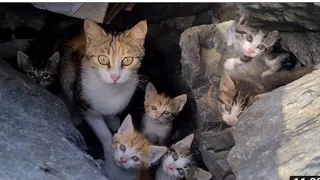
101;114;167;180
59;18;148;159
142;83;187;145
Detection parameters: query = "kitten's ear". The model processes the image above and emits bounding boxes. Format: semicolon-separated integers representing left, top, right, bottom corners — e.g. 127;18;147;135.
265;30;280;48
48;52;60;68
193;168;212;180
17;50;30;69
148;145;167;165
172;134;194;149
172;94;187;112
117;114;134;135
126;20;148;40
84;18;107;43
237;13;249;26
219;73;235;92
145;83;157;100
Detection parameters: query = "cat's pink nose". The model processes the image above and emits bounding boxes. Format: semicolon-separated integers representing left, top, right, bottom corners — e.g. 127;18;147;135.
228;118;237;125
247;48;255;54
111;74;120;82
166;163;173;170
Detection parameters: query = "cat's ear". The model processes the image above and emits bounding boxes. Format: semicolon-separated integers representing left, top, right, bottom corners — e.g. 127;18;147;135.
117;114;134;135
126;20;148;40
172;94;187;112
265;30;280;48
145;83;157;100
84;18;107;43
237;13;249;26
172;133;194;149
193;168;212;180
48;52;60;68
17;50;31;69
148;145;167;165
220;73;235;92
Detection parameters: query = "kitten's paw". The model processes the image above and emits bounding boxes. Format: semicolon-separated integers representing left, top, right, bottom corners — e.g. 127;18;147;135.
261;71;273;79
224;58;236;70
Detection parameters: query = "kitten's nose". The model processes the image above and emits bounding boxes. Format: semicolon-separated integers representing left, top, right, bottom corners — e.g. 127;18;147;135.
111;74;120;82
166;163;173;170
35;77;41;83
228;118;237;124
248;48;255;53
120;157;127;164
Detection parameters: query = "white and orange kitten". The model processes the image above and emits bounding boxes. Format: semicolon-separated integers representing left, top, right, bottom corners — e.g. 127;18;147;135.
142;83;187;146
156;134;212;180
101;114;167;180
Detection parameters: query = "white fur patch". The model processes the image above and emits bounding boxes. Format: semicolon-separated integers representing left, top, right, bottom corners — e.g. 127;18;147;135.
158;154;191;179
224;57;243;70
112;143;142;169
81;62;138;115
142;114;171;145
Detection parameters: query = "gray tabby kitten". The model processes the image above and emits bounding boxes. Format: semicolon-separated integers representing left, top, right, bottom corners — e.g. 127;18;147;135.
156;134;212;180
17;50;60;88
222;13;289;82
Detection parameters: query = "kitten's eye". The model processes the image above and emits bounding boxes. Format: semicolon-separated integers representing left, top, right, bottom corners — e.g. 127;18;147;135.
98;55;110;66
132;156;140;162
172;152;179;161
177;168;185;176
225;105;232;112
246;34;253;42
42;73;50;78
27;72;35;77
257;44;266;51
151;105;157;110
122;57;133;66
119;144;126;152
164;111;171;116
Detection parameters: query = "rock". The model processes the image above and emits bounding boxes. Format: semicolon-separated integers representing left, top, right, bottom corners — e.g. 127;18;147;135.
179;21;235;179
235;3;320;31
0;59;108;180
228;69;320;180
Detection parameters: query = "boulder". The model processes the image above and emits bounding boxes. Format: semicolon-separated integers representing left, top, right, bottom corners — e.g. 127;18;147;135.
0;59;108;180
179;21;236;180
228;69;320;179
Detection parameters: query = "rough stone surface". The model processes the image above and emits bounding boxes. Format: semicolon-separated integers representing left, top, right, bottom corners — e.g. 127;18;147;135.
228;69;320;180
179;21;235;180
0;59;108;180
235;3;320;31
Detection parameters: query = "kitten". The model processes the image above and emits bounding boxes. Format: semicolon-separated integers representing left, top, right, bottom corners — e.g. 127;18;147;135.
59;18;148;159
218;65;319;125
16;49;60;89
155;134;212;180
101;114;167;180
223;13;289;80
142;83;187;146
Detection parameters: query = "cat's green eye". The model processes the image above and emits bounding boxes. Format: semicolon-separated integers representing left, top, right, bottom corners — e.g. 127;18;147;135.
122;57;133;66
119;144;126;152
257;44;266;51
27;72;35;77
177;168;185;176
132;156;140;162
246;34;253;42
98;55;110;66
164;111;171;116
172;152;179;161
151;105;157;110
42;73;50;79
225;105;231;112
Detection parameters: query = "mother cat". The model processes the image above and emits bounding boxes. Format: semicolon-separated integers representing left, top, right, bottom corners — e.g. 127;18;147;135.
59;18;148;159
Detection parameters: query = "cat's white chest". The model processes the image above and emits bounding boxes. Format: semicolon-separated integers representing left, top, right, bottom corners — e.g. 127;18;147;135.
142;115;171;144
81;67;137;115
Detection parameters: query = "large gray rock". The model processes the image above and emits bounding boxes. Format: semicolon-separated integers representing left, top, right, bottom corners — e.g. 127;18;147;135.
228;69;320;180
235;3;320;31
179;21;235;180
0;59;108;180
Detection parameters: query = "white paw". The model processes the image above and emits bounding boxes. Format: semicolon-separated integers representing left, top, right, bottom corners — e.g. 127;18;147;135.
261;71;272;79
224;58;236;70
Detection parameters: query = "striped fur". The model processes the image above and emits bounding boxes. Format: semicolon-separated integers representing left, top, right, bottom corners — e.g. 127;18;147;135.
156;134;212;180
